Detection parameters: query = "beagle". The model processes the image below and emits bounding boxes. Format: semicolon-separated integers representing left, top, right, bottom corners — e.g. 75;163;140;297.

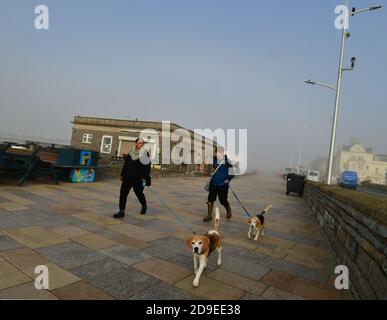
186;207;222;288
247;205;272;241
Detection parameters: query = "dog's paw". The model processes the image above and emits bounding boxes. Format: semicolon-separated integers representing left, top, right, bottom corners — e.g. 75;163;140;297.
192;280;199;288
217;260;222;267
247;235;251;239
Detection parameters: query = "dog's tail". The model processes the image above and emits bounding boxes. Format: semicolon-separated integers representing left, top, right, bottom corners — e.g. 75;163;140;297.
214;207;220;231
260;205;273;215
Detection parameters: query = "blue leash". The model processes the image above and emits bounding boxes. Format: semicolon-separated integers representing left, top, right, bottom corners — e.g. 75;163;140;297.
229;186;251;218
147;187;196;235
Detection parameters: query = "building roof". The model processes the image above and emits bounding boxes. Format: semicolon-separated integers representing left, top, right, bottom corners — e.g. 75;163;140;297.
72;116;217;145
342;144;372;153
375;155;387;162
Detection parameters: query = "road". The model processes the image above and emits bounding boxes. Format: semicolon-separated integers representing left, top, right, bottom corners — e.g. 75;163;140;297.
358;186;387;198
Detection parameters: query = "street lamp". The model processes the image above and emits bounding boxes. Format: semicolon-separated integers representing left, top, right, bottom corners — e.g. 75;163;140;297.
305;4;382;185
305;80;336;91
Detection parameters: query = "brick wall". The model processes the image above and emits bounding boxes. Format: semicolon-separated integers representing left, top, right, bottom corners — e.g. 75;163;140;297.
71;127;129;163
304;183;387;299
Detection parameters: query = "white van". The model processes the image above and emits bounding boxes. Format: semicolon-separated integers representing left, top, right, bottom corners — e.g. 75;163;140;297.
306;170;320;182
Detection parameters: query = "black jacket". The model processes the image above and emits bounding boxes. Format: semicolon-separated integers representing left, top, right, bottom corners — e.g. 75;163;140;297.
121;153;151;181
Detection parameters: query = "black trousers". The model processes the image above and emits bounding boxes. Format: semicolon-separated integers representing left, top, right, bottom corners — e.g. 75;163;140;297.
207;185;230;208
119;178;146;211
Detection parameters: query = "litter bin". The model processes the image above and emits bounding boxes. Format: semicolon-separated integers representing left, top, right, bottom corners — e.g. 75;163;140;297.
286;173;305;196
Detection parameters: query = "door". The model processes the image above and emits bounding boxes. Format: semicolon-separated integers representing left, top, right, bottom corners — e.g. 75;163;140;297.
119;140;135;156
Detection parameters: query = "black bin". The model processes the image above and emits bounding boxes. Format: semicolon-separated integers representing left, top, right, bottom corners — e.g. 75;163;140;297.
286;173;305;196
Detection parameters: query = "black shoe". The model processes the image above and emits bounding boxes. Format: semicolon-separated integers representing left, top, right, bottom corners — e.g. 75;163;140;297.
113;210;125;218
226;205;232;220
140;206;147;215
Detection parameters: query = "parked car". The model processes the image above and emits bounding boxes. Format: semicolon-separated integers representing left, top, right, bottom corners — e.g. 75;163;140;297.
337;171;359;190
306;170;320;182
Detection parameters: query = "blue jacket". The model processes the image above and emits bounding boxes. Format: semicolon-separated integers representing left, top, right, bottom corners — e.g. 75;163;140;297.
210;156;234;187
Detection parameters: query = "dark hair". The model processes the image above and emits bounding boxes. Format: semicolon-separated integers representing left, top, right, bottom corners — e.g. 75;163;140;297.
135;138;145;143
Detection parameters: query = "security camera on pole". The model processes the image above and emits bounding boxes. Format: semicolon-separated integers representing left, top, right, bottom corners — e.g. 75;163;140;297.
305;4;382;185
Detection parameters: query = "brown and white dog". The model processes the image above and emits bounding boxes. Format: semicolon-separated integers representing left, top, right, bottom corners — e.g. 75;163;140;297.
247;205;272;241
186;207;222;288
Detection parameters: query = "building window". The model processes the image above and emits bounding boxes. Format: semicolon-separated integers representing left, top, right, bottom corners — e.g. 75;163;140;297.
82;133;93;144
101;136;113;154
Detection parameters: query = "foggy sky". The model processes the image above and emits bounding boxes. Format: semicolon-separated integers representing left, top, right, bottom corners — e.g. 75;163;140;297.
1;0;386;172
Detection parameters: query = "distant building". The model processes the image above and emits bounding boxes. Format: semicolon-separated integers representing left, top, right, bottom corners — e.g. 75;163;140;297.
333;142;387;185
70;116;215;174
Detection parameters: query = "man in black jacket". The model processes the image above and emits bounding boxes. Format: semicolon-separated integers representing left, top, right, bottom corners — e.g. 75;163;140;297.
113;138;151;218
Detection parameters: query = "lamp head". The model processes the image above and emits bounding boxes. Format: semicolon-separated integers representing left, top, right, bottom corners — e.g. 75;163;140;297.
305;79;316;85
370;6;382;11
351;57;356;69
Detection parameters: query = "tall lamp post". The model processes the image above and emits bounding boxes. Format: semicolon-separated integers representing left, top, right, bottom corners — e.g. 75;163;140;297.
305;5;382;185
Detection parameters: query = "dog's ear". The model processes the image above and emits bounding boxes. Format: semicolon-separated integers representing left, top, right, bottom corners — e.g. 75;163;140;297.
247;219;251;224
186;237;194;249
202;237;210;253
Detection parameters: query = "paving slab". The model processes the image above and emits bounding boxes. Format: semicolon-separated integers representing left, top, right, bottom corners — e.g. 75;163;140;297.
175;275;245;300
72;234;118;250
114;235;151;249
70;258;160;299
73;212;122;227
130;281;195;300
23;262;81;290
132;257;191;284
37;242;106;270
0;261;31;291
150;237;189;256
219;255;270;281
99;245;151;266
262;270;341;300
259;256;329;284
168;254;216;275
0;282;58;300
284;253;324;270
0;192;35;206
0;233;23;252
0;247;50;270
50;225;90;238
241;293;265;300
4;227;69;249
0;202;29;211
141;245;180;260
261;286;304;300
51;280;115;300
207;269;267;296
107;223;164;242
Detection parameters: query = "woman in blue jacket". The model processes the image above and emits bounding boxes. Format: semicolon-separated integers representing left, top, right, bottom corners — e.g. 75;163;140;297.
204;147;234;222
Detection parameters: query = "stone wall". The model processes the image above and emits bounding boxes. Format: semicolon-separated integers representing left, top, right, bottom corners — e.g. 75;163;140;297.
304;182;387;300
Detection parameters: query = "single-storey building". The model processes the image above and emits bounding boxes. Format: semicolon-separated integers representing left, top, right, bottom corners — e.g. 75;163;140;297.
70;116;216;174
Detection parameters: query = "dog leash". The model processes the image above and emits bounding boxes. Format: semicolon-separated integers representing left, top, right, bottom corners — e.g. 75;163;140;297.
229;186;251;218
147;187;196;235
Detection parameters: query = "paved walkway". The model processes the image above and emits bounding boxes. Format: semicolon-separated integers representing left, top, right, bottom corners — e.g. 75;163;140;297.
0;174;352;300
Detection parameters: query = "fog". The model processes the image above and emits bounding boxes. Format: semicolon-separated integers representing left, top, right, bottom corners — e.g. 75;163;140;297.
1;0;386;172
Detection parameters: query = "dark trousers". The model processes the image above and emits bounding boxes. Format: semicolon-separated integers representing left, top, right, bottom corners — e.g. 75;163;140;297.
208;185;230;208
119;178;146;211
